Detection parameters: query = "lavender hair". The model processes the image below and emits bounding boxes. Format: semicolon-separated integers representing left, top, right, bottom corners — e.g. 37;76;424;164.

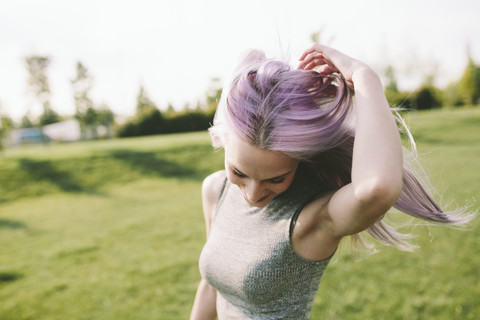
209;50;474;251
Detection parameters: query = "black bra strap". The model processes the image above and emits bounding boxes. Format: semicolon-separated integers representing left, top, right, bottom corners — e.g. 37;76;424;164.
289;206;303;238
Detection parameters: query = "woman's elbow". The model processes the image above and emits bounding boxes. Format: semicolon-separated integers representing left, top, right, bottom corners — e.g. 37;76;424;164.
354;176;402;212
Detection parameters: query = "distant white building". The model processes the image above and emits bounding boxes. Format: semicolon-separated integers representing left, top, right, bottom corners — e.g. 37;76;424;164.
3;118;114;147
42;119;81;142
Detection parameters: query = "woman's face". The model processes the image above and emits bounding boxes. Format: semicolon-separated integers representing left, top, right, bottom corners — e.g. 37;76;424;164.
224;133;299;208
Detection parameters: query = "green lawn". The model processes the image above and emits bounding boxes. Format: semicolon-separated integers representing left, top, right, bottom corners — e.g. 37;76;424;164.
1;108;479;319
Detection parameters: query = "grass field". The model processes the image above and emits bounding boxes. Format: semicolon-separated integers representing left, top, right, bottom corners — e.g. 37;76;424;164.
0;107;479;319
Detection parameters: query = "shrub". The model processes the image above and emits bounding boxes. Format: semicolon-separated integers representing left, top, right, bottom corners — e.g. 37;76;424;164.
385;90;414;110
414;85;442;110
117;107;165;137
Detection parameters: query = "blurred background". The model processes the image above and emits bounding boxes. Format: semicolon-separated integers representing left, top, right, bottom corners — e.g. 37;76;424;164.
0;1;479;319
0;0;479;142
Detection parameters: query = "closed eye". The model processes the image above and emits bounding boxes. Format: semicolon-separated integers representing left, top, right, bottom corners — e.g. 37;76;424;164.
269;177;286;184
228;163;291;183
232;169;247;178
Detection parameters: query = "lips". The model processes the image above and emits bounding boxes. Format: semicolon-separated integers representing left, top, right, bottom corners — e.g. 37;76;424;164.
256;195;269;202
241;191;270;205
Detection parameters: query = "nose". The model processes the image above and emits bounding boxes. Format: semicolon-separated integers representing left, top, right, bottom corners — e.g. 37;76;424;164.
244;180;264;202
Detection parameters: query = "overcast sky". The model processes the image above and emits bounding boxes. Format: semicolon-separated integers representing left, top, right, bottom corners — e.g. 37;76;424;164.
1;0;479;121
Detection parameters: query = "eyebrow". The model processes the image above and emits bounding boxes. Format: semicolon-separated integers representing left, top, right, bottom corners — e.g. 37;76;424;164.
228;162;293;181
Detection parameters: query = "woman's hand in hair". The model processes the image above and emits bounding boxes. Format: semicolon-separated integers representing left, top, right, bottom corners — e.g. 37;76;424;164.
298;44;374;88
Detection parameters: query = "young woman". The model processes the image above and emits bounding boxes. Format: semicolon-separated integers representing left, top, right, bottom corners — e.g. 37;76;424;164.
190;44;472;319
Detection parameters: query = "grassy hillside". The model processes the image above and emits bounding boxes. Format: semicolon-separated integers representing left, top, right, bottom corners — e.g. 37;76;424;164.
0;108;479;319
311;107;480;319
0;132;225;319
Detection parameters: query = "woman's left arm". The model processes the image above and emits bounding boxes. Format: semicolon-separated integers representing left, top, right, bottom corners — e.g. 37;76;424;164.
299;44;403;237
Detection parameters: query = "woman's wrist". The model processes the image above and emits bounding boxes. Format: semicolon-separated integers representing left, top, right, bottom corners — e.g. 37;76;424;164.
351;66;379;83
351;67;383;91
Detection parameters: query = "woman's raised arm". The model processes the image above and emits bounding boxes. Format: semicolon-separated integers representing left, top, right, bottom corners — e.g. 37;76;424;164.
299;44;403;237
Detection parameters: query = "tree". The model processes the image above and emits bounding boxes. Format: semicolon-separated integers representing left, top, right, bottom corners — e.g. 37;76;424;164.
20;113;34;128
133;85;164;135
458;57;480;106
384;65;399;93
136;84;156;115
117;85;164;137
0;114;13;139
39;108;61;126
383;66;413;110
96;103;115;138
443;81;463;107
24;55;60;125
0;102;14;150
205;77;222;112
71;61;98;138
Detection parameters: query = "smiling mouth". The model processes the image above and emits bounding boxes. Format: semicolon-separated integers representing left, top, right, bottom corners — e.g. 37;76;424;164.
240;189;270;205
255;195;269;202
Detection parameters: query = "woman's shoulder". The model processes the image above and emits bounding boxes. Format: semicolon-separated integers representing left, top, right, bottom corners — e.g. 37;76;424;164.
202;171;227;233
202;170;227;205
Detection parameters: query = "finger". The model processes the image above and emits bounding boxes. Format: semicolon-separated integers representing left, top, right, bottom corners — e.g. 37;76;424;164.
303;62;331;72
299;50;324;63
298;43;326;60
298;53;328;70
303;46;343;68
299;59;326;71
298;47;316;61
315;65;336;75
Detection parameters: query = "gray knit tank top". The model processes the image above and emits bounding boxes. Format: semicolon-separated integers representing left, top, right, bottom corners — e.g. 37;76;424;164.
199;166;334;319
